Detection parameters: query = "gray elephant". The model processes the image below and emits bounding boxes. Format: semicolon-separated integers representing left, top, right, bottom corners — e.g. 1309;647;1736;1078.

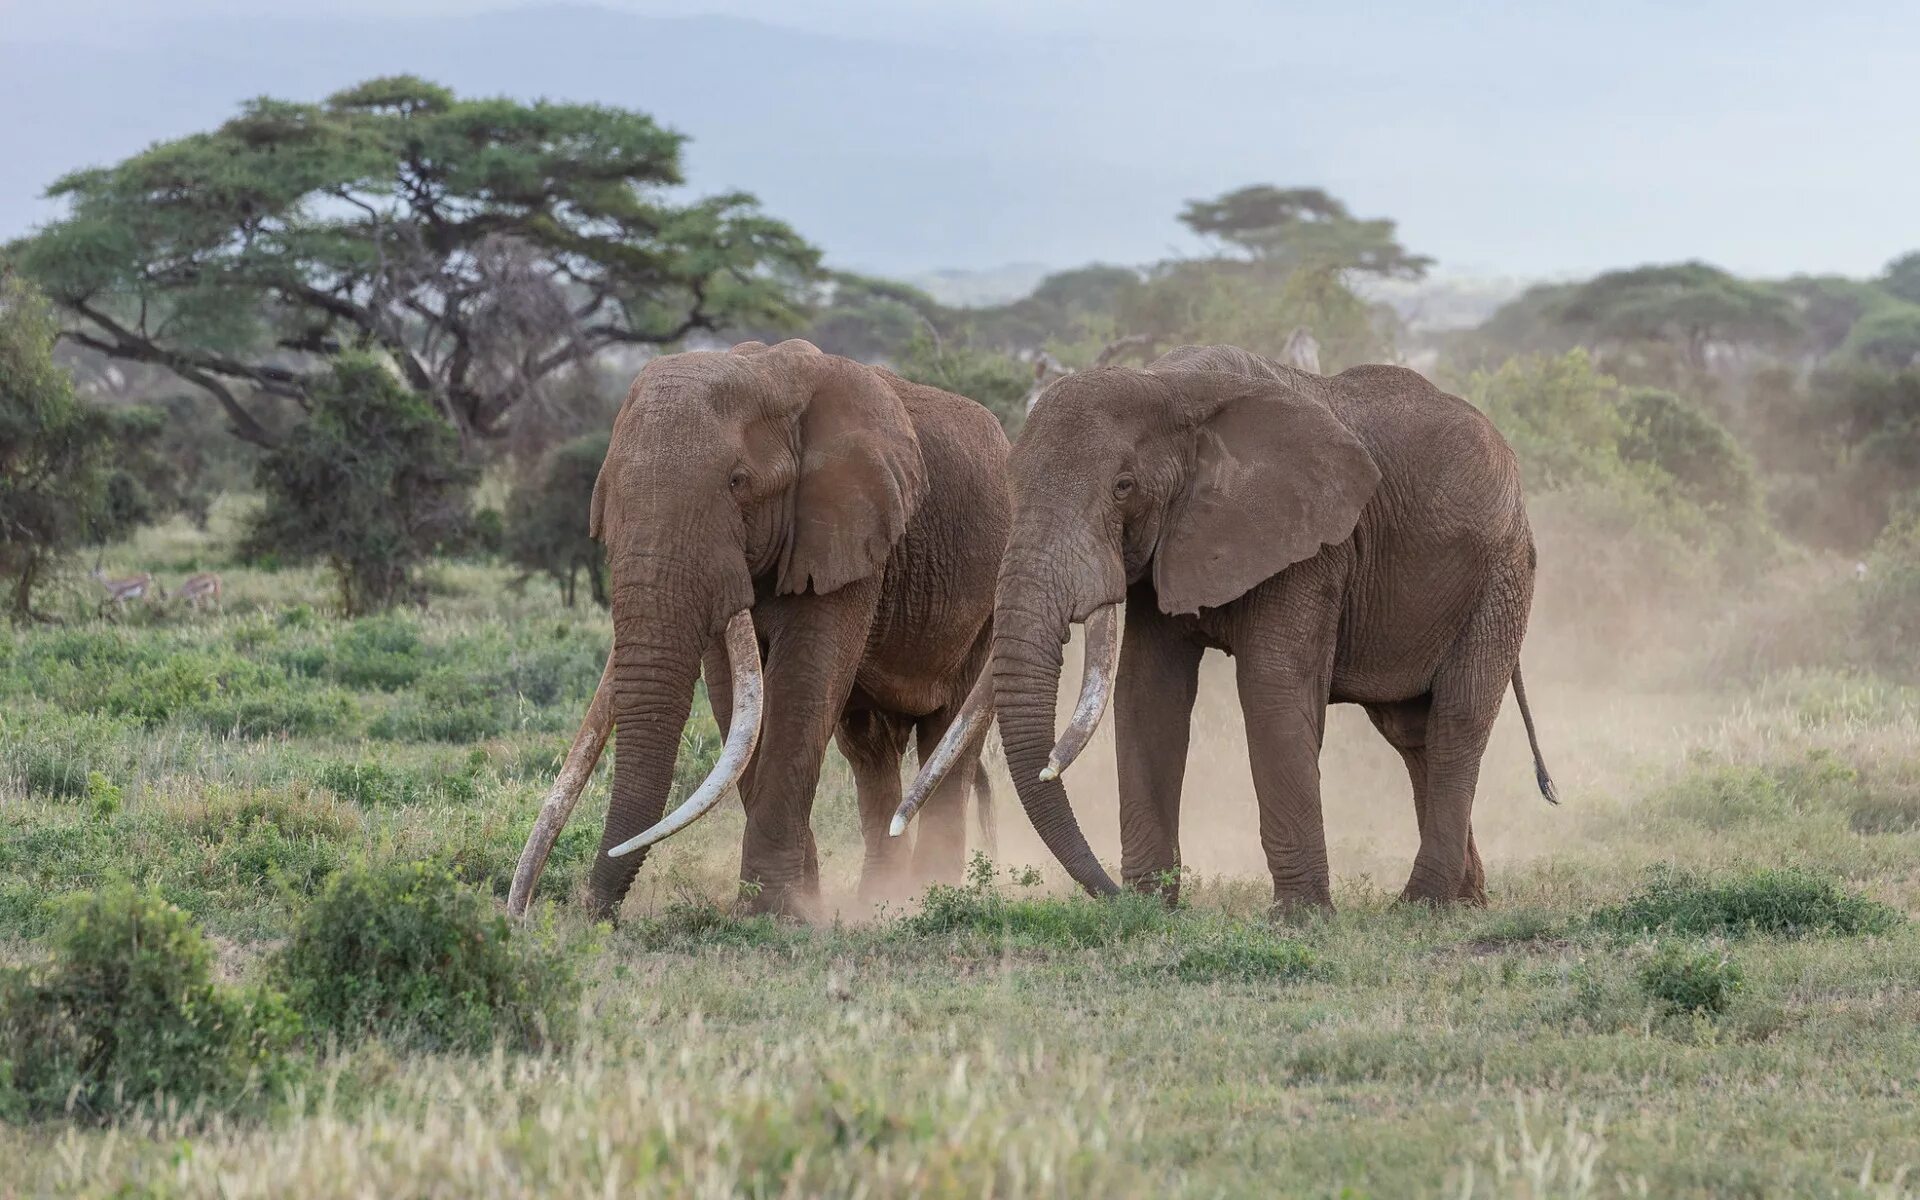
509;339;1009;919
900;344;1554;912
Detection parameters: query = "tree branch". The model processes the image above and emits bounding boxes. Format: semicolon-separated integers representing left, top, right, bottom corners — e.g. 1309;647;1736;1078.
63;327;278;447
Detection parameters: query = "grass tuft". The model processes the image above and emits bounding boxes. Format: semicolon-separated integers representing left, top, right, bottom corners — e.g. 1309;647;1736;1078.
1593;865;1902;939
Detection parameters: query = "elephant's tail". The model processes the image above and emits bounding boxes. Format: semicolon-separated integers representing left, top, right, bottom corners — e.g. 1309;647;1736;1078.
972;758;999;855
1511;663;1559;805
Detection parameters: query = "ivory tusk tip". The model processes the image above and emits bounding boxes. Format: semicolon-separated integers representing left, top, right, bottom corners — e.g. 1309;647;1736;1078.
888;813;909;838
605;829;661;859
1038;764;1060;782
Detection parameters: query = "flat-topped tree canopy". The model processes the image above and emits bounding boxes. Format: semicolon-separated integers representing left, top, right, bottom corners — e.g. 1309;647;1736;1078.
6;75;822;447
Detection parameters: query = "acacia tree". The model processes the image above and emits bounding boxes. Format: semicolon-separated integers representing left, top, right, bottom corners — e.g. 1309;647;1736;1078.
1177;185;1433;279
7;76;820;447
1550;262;1802;369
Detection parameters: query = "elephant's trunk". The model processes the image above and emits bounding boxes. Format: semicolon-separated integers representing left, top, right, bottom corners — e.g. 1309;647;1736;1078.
583;592;717;917
606;612;762;857
992;572;1120;896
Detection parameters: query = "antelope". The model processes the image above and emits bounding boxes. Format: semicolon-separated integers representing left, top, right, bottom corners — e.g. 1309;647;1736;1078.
177;572;223;610
90;568;163;615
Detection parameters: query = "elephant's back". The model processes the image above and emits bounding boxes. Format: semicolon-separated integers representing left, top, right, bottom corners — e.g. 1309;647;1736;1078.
1330;364;1526;530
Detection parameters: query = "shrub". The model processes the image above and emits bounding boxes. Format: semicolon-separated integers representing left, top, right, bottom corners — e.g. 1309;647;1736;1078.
1859;513;1920;680
1594;865;1902;939
1638;942;1742;1016
0;885;299;1121
243;354;477;615
317;615;427;690
278;861;583;1052
892;328;1034;432
504;433;609;609
0;274;119;622
896;854;1168;949
626;891;793;952
1156;922;1318;983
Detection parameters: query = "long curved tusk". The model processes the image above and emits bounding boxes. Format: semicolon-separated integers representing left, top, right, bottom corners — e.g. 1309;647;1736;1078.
606;610;763;858
889;669;994;837
507;649;616;917
1038;602;1120;783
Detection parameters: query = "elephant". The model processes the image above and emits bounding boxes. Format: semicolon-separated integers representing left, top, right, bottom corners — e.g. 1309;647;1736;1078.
508;339;1010;920
897;344;1555;913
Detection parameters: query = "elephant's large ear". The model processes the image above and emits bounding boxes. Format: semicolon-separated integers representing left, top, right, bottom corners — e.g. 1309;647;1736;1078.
777;356;927;595
1153;372;1380;616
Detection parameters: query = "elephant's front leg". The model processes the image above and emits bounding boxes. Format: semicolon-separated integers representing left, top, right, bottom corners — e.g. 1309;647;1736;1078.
1115;584;1203;903
734;583;879;918
1233;578;1342;915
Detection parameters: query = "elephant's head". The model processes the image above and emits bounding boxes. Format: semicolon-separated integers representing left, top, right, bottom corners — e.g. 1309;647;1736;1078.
906;345;1379;895
509;339;926;917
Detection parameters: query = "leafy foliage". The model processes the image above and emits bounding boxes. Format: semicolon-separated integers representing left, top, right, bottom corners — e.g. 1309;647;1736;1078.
0;275;119;619
890;330;1032;431
0;885;299;1121
244;353;477;613
8;76;820;445
1616;386;1759;516
1176;185;1432;278
1638;943;1742;1016
504;432;609;607
278;861;583;1052
1593;865;1901;939
1881;251;1920;306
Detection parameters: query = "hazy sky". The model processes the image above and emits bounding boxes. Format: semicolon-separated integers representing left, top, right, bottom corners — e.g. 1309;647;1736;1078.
4;0;1916;280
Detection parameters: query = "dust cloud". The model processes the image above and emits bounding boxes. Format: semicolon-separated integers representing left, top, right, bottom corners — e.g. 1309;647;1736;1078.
964;603;1729;897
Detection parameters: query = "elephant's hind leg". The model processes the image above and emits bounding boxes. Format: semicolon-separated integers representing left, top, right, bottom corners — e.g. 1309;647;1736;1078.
1364;697;1487;906
838;709;916;903
1396;586;1523;906
907;717;974;888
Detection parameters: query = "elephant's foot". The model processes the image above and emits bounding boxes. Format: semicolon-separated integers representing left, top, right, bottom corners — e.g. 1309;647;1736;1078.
1397;877;1483;908
1123;866;1184;909
1269;884;1333;923
1456;866;1490;907
582;889;625;924
741;876;822;922
855;852;917;908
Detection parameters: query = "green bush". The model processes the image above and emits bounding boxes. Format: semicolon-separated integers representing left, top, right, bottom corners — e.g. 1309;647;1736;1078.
1594;865;1901;939
1156;923;1318;983
1860;514;1920;680
504;433;610;609
278;861;583;1052
897;856;1169;950
0;885;299;1121
626;892;793;952
243;354;478;615
1638;942;1742;1016
1650;750;1920;834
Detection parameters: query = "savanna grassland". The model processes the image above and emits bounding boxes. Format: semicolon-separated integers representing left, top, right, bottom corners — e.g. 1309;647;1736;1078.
3;506;1918;1199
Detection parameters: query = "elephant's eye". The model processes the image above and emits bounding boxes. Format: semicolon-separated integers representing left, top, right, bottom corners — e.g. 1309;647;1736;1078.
1112;474;1137;500
729;467;751;493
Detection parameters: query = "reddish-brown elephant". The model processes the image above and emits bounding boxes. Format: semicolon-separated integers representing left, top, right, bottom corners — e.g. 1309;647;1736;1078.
900;344;1555;913
509;339;1009;919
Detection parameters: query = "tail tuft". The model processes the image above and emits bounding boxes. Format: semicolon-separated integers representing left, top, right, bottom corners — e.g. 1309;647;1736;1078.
1512;662;1559;807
